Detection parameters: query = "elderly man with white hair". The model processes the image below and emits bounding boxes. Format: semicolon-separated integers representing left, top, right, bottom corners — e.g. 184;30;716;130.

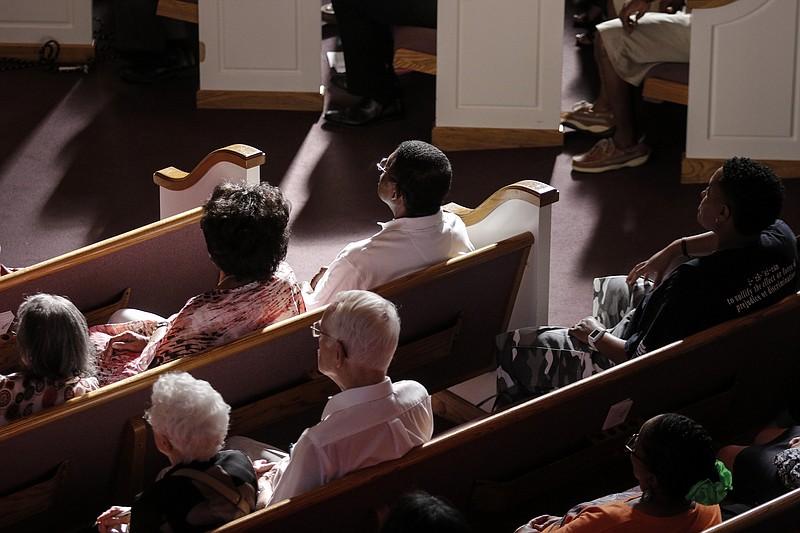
230;290;434;507
96;372;257;532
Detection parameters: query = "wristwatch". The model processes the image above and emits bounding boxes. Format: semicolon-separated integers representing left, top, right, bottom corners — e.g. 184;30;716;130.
587;328;606;351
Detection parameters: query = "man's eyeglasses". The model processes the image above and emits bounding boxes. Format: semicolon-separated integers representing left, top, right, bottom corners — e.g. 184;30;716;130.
625;433;648;466
310;319;333;339
377;157;389;174
310;320;348;358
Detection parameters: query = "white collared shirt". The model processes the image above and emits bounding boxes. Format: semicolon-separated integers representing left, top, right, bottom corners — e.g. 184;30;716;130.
267;377;433;504
303;209;474;310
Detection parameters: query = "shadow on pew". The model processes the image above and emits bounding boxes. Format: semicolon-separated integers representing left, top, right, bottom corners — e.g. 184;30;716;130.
206;288;800;533
0;141;557;530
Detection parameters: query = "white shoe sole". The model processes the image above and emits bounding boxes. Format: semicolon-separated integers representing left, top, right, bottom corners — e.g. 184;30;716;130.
561;118;614;135
572;153;650;173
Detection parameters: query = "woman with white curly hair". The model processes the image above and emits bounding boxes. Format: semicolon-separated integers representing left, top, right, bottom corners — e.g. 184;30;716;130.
96;372;256;532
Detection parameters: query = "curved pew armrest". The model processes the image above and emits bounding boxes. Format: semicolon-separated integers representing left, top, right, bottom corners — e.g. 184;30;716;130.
153;144;265;192
443;180;559;227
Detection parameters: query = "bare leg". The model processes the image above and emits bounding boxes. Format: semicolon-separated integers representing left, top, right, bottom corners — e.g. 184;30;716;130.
594;33;637;148
717;444;747;473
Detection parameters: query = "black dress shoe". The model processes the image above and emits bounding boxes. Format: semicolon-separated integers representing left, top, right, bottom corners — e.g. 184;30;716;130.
324;97;404;126
121;48;198;84
329;72;348;92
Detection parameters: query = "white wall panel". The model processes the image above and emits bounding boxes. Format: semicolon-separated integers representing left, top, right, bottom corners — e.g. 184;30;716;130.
687;0;800;160
436;0;563;129
199;0;320;92
0;0;91;44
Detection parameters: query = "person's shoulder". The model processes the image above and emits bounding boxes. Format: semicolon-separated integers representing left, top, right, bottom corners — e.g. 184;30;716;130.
0;372;22;385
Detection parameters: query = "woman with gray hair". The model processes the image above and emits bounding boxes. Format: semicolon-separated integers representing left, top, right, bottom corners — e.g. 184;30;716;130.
96;372;257;532
0;293;98;424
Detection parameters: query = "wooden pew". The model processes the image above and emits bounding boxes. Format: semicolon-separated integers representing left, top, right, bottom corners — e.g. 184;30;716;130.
154;143;265;219
205;289;800;533
393;26;437;76
0;143;263;370
0;137;556;529
0;232;534;531
706;489;800;532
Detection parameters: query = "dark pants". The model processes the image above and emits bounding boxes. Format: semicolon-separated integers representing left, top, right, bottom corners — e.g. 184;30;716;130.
114;0;191;67
332;0;436;103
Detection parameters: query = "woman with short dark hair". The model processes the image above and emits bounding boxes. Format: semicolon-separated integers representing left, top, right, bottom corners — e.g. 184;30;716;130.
91;181;305;385
517;413;731;532
0;293;98;424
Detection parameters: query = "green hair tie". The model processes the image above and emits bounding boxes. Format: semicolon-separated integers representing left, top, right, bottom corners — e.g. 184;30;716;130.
685;460;733;505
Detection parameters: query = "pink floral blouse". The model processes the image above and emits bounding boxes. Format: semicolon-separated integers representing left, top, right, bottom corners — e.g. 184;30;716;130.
0;373;99;425
91;262;306;386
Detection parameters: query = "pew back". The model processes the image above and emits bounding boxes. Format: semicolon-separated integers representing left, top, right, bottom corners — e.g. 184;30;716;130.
0;232;532;531
211;290;800;533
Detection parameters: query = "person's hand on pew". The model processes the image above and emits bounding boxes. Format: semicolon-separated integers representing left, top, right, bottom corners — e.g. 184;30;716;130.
515;513;560;532
95;505;131;532
253;459;278;509
103;331;149;359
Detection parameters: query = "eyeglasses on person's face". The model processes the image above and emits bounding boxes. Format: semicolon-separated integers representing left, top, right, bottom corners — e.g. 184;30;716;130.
377;157;389;174
310;319;348;358
625;433;648;467
310;319;332;339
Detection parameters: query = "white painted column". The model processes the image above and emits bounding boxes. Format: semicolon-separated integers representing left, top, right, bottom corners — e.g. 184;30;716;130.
197;0;323;110
687;0;800;161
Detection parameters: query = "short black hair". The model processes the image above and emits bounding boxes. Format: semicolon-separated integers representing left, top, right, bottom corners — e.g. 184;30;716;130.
16;293;94;381
387;141;452;217
381;491;471;533
639;413;719;504
200;181;290;282
719;157;784;235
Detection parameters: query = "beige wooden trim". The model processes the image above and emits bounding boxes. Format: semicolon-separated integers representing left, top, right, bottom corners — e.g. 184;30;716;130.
153;144;266;191
393;48;437;75
642;76;688;106
431;389;488;426
115;416;148;502
157;0;199;24
681;156;800;184
0;42;95;64
371;232;533;299
0;460;68;528
432;126;563;151
703;487;800;532
196;90;324;111
0;208;202;292
0;233;533;443
444;180;559;225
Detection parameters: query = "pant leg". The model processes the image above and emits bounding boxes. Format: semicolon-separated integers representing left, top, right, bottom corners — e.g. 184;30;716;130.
332;0;437;102
494;326;613;409
225;435;288;463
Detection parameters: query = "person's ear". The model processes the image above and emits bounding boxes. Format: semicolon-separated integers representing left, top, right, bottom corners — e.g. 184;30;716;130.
716;204;731;224
334;339;347;368
154;431;173;453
